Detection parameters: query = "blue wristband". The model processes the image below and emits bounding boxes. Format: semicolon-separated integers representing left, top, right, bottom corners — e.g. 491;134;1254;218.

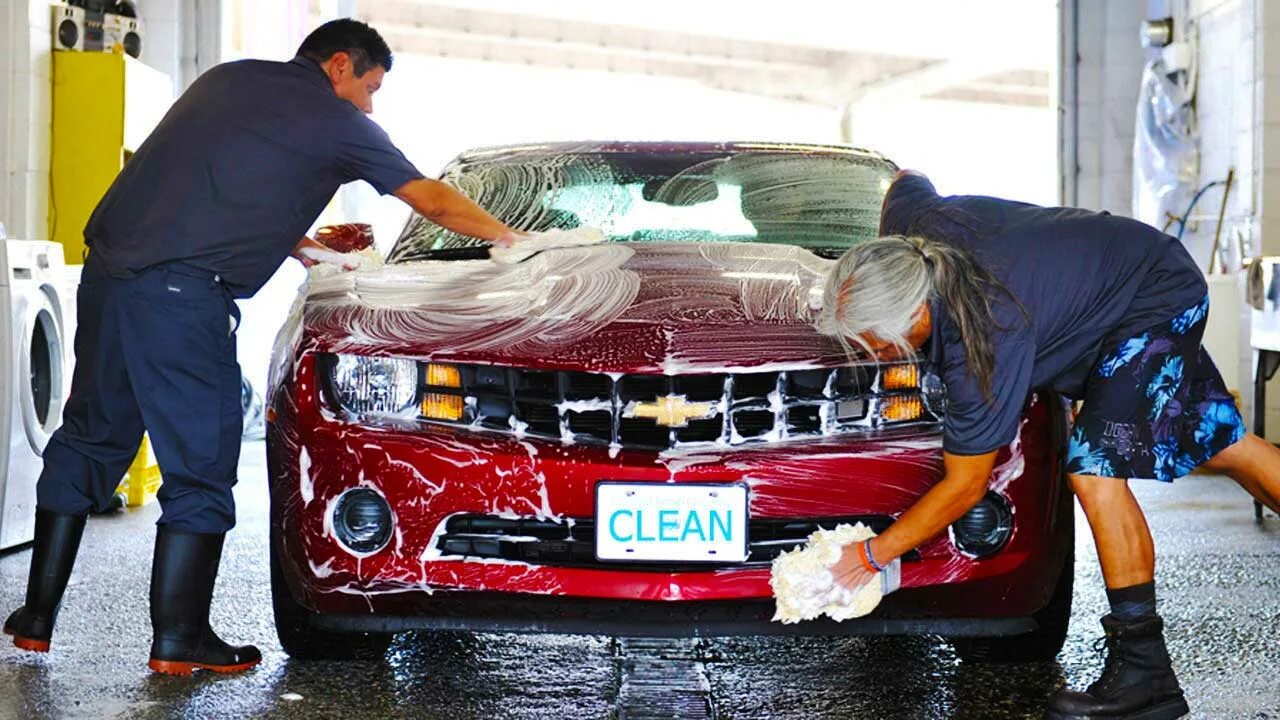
862;540;886;573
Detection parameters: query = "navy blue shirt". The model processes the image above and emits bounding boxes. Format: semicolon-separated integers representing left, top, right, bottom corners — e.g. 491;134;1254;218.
880;174;1206;455
85;56;423;297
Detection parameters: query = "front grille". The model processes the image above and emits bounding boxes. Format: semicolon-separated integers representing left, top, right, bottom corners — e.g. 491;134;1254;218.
371;365;935;452
434;513;921;569
321;355;942;452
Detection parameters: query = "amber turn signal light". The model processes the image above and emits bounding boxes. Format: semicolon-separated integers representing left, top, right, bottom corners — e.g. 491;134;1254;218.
426;363;461;388
881;364;920;390
422;393;465;421
880;395;924;422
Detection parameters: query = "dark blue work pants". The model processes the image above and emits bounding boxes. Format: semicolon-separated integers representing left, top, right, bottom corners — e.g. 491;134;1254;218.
36;253;243;533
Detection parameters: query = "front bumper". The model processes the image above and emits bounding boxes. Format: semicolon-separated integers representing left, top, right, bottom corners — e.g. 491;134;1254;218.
308;592;1041;637
267;354;1071;627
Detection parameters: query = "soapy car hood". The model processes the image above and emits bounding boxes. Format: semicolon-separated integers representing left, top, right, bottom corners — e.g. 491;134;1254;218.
298;241;850;374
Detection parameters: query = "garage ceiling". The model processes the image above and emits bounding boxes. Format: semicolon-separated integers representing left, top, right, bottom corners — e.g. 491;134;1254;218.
333;0;1052;109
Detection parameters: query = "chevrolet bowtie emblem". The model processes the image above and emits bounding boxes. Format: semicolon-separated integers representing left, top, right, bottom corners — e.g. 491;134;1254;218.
628;395;717;428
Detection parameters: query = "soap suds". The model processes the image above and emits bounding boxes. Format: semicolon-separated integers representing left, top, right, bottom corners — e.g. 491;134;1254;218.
491;227;606;264
770;522;885;624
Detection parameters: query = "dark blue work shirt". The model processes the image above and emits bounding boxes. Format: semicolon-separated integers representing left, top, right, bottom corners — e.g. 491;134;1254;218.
880;174;1206;455
84;56;423;297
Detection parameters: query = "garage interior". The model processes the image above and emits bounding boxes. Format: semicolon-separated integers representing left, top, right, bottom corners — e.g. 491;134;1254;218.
0;1;1277;718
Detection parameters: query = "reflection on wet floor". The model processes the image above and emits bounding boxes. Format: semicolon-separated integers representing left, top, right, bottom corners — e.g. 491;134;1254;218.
0;441;1276;719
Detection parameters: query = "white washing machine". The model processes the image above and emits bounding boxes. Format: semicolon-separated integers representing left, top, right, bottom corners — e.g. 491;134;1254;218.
0;240;69;551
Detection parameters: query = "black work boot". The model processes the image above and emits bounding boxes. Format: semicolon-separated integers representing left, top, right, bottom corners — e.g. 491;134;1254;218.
2;509;88;652
1048;614;1189;720
147;527;261;676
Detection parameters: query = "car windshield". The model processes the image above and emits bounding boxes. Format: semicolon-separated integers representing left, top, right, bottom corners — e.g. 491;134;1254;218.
386;147;896;263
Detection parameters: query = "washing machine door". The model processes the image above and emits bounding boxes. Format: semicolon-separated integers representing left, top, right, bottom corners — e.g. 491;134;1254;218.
19;291;65;454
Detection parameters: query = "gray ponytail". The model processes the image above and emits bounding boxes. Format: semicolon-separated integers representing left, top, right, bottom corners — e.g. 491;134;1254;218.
820;234;1007;400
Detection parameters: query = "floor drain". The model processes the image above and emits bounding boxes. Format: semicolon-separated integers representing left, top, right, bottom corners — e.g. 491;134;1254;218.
617;638;716;720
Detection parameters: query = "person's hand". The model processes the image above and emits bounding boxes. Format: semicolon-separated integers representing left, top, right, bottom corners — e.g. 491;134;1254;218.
831;540;878;593
492;230;530;249
291;236;321;268
292;236;361;271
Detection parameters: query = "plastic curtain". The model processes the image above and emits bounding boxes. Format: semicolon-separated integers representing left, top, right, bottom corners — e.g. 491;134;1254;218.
1132;59;1198;230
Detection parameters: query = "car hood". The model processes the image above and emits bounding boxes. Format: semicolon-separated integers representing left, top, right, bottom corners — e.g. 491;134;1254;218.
298;241;852;374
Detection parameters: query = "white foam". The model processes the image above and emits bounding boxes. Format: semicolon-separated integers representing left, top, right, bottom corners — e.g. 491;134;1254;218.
489;227;606;264
299;446;314;505
770;522;884;624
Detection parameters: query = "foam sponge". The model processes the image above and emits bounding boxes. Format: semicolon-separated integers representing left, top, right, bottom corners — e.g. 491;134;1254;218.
489;227;607;264
770;522;896;624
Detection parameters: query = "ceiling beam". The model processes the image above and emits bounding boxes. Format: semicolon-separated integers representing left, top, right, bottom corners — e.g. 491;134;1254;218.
354;0;936;107
346;1;1049;110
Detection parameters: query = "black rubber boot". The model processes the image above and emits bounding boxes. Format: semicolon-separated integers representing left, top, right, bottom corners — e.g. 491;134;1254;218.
2;509;88;652
148;527;261;676
1048;614;1189;720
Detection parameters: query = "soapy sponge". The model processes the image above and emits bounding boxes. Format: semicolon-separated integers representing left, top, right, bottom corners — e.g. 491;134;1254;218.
490;227;607;264
770;522;898;624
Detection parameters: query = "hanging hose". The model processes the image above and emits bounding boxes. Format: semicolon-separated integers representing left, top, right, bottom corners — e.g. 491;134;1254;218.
1171;176;1231;241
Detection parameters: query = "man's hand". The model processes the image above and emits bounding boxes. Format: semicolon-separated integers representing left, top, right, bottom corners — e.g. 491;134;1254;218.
291;236;359;271
493;229;530;249
291;236;319;267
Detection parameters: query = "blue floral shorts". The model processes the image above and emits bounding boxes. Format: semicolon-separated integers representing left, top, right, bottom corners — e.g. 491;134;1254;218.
1067;295;1245;482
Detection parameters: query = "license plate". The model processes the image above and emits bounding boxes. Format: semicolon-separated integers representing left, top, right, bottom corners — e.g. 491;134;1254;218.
594;482;749;563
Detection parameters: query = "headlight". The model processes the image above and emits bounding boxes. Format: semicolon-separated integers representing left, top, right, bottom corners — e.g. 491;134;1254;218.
329;354;419;417
332;488;393;554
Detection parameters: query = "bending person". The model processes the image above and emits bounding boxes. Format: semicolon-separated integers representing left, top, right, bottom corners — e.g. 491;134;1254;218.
820;170;1279;720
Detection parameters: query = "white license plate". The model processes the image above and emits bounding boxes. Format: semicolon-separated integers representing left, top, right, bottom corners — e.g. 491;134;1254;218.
595;482;749;563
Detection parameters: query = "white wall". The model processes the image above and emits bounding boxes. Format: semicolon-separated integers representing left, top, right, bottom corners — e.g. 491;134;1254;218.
1062;0;1148;213
0;1;53;240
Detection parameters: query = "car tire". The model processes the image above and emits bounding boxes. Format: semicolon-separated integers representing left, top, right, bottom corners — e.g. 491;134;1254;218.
270;530;394;660
949;542;1074;664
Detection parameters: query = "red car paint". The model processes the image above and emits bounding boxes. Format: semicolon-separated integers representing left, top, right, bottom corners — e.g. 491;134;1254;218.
266;142;1073;633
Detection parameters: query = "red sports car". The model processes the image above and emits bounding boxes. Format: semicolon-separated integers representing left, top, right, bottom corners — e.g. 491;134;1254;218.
265;142;1074;662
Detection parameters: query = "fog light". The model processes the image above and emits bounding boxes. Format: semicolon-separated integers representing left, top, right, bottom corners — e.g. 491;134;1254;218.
333;488;393;554
950;491;1013;558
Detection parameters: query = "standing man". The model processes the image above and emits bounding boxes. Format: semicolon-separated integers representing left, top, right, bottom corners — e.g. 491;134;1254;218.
3;19;525;676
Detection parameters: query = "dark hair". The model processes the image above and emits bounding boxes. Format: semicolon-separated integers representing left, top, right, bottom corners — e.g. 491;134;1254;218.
297;19;393;76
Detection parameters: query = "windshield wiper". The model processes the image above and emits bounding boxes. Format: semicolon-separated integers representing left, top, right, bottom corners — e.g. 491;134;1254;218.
404;246;493;262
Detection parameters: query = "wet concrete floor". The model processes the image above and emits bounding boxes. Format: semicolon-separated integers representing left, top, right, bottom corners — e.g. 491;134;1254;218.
1;440;1277;719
